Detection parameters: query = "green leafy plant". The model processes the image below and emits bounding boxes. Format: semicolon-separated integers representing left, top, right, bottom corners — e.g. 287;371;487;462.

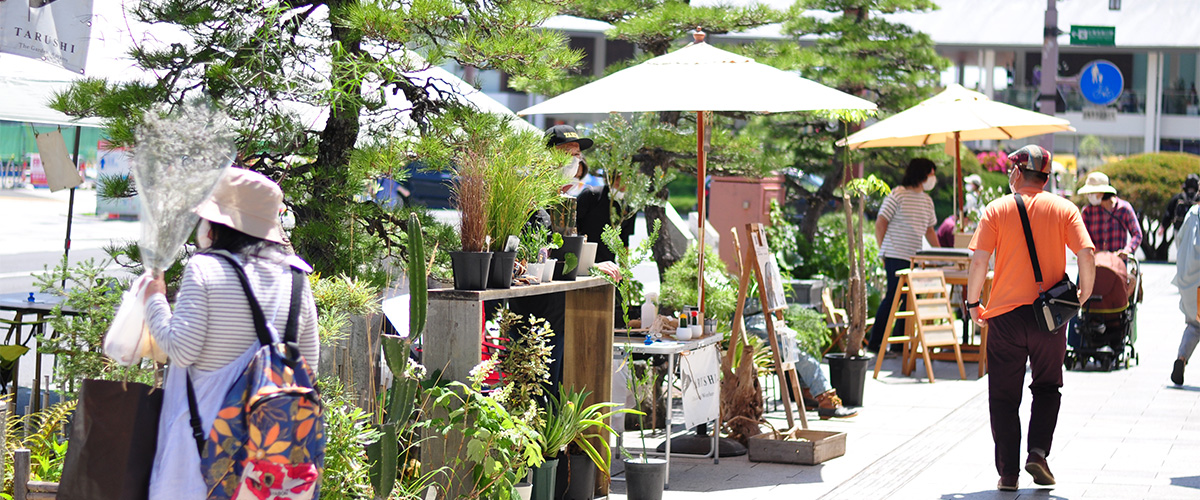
35;259;154;398
538;386;637;480
318;377;380;500
414;363;543;499
783;305;831;359
594;220;661;328
494;308;554;425
588;114;675;226
3;399;76;493
309;273;381;347
658;243;738;329
518;225;560;264
619;350;659;463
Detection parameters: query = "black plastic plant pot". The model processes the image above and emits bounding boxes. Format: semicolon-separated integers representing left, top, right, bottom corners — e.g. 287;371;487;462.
623;458;666;500
487;250;517;289
824;352;873;407
550;235;585;281
531;457;558;500
555;452;597;500
449;251;492;291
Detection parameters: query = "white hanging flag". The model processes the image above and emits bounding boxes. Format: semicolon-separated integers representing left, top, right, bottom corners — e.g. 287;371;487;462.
680;344;721;430
0;0;93;74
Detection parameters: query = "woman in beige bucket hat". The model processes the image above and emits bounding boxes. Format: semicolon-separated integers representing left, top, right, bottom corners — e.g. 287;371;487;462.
142;167;320;498
1077;171;1142;258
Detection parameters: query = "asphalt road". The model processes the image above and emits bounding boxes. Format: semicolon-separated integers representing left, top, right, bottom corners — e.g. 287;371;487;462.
0;188;139;293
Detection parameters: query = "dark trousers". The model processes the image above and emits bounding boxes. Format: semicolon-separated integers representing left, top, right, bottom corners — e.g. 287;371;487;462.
868;257;912;351
986;305;1067;477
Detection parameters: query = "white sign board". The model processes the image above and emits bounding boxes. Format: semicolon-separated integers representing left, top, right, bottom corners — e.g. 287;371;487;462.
680;344;720;430
35;129;82;192
0;0;93;74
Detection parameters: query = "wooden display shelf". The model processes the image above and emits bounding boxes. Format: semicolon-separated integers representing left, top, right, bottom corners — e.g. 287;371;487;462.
423;277;616;497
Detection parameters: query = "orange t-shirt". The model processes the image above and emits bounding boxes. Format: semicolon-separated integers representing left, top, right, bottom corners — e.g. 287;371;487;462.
969;187;1094;319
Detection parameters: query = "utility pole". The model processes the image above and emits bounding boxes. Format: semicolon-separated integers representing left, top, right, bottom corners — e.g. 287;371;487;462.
1037;0;1059;155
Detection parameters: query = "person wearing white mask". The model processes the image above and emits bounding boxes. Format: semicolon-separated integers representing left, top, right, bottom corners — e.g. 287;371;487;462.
1076;171;1142;259
963;173;984;214
868;158;941;354
545;124;593;197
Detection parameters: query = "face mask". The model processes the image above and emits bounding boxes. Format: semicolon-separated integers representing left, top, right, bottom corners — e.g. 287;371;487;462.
965;184;976;193
561;156;582;179
923;175;936;191
613;190;626;202
1087;194;1103;206
196;219;213;249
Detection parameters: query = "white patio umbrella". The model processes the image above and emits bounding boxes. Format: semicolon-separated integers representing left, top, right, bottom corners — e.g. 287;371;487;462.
838;84;1075;227
518;31;877;319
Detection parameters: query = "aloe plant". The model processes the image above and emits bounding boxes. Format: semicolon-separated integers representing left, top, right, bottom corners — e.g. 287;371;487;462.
369;213;427;499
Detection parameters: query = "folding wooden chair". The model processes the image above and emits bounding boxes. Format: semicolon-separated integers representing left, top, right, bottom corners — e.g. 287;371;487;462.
903;269;966;382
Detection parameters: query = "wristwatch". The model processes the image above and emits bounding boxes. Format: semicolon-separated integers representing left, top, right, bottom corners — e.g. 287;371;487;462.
966;300;982;309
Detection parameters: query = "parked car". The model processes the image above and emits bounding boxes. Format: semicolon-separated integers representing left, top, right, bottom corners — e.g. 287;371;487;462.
374;161;454;209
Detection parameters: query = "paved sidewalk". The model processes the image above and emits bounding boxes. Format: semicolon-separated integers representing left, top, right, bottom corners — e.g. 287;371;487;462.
609;262;1200;499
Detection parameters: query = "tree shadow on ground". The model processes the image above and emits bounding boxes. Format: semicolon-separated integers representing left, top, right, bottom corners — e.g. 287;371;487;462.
938;488;1068;499
1171;475;1200;488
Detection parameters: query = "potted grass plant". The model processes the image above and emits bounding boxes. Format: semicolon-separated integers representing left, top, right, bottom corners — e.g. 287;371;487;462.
483;126;567;288
449;141;492;290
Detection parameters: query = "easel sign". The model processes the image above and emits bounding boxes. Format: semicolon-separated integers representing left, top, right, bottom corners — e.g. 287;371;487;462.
730;223;809;430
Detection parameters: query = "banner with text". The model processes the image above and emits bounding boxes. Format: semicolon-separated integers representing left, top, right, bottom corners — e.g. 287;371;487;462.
681;344;721;430
1;0;93;74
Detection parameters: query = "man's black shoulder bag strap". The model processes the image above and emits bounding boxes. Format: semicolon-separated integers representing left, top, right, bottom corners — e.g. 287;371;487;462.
184;251;304;455
1014;193;1044;289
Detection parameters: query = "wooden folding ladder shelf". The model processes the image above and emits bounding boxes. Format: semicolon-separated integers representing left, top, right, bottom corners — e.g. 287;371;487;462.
872;269;966;383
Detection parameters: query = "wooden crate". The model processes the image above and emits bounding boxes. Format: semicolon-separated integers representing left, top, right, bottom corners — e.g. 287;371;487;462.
747;428;847;465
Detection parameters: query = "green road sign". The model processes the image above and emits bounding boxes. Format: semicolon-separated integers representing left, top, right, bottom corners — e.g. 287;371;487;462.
1071;25;1115;46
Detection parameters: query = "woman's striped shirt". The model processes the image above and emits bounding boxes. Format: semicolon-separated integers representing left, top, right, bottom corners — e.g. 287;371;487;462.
878;186;937;260
146;252;319;372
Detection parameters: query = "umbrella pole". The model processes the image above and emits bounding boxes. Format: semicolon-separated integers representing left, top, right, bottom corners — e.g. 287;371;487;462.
954;131;964;233
696;111;706;322
62;125;82;288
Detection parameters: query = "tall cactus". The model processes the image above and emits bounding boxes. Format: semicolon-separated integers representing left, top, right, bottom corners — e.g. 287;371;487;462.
369;213;428;499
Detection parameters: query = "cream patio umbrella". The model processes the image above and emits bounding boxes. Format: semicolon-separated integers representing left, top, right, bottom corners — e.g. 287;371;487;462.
838;84;1075;227
518;30;877;321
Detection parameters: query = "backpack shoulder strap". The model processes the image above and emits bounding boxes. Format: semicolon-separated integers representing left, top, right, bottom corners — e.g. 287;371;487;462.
285;268;303;344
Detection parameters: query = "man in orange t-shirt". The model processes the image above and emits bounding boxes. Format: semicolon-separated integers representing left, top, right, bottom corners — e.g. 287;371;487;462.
966;145;1095;492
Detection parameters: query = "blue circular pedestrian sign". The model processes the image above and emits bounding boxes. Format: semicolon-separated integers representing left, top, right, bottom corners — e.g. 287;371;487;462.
1079;60;1123;106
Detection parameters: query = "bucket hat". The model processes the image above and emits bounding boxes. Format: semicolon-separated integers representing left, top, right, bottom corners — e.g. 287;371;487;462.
193;167;286;244
1007;145;1052;174
545;125;594;151
964;174;983;188
1076;172;1118;195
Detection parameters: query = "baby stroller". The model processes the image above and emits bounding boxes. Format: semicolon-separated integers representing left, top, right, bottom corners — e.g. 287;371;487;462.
1065;252;1141;371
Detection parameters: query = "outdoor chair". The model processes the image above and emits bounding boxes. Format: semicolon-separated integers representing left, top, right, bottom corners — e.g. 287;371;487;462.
821;287;870;356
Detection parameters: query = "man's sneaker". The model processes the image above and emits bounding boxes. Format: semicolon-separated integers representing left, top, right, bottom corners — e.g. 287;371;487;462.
997;475;1018;491
816;390;858;419
1172;359;1186;386
1025;454;1055;485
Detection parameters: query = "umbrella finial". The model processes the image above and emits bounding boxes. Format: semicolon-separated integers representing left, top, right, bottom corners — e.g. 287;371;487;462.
693;28;706;43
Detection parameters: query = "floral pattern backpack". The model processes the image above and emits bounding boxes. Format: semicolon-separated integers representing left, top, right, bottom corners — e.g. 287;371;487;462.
188;252;326;499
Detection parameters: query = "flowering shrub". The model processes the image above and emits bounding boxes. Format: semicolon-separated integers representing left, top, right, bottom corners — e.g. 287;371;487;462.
976;151;1011;172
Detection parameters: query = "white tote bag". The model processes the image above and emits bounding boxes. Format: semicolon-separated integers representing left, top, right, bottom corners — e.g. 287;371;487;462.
104;274;167;365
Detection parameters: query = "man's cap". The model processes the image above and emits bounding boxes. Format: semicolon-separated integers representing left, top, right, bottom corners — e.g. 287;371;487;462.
964;174;983;187
193;167;287;244
1007;145;1052;174
1185;173;1200;190
545;125;593;151
1076;171;1118;195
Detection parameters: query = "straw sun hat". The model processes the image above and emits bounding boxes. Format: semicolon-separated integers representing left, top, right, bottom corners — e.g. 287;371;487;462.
193;167;287;244
1076;171;1118;195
